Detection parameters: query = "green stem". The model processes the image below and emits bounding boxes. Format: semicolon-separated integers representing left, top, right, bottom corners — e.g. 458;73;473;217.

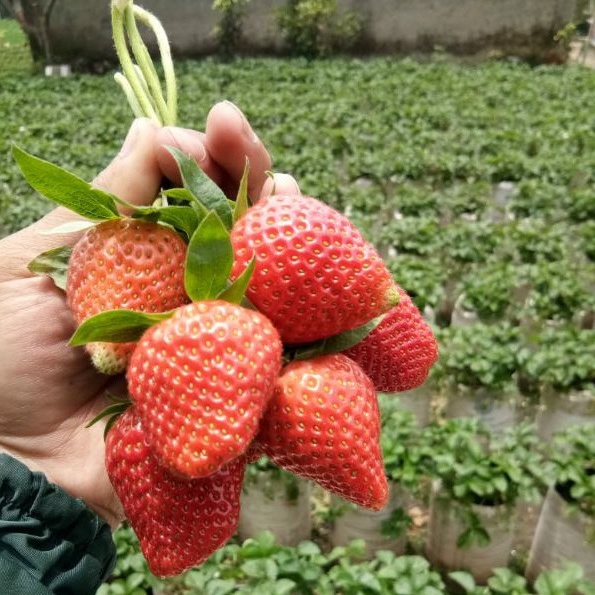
111;2;160;123
133;5;178;126
124;7;172;125
113;72;144;119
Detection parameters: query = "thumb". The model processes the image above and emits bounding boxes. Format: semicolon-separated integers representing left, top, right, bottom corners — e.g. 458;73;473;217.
92;118;162;208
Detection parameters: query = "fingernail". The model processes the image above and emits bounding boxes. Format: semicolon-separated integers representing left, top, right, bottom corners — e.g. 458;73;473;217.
164;127;207;162
223;100;259;144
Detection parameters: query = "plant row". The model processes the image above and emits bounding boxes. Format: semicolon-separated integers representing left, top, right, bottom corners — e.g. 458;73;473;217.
100;528;595;595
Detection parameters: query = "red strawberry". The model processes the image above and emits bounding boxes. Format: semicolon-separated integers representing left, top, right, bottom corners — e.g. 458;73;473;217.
67;218;189;374
257;354;388;510
106;408;245;577
127;300;283;478
343;287;438;392
230;194;398;344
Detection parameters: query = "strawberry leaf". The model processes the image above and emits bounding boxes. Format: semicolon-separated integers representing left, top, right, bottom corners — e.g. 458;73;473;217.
233;158;251;225
69;309;172;345
185;210;233;301
293;315;384;360
217;257;255;304
27;245;72;290
133;205;201;238
166;146;233;229
12;145;120;220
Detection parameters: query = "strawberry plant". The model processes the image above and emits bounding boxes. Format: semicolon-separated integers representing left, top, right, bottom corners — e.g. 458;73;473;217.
436;323;519;392
451;562;595;595
459;261;519;323
549;423;595;531
521;260;594;323
517;325;595;394
422;419;551;548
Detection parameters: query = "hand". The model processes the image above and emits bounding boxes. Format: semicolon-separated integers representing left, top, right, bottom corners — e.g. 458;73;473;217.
0;102;300;528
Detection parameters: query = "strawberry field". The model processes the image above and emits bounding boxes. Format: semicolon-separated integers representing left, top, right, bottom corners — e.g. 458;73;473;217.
2;53;595;594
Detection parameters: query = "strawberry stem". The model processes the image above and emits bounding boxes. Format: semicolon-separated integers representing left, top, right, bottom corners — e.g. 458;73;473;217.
111;0;178;126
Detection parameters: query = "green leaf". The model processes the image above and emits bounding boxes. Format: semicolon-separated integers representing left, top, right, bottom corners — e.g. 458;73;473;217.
166;146;233;229
27;245;72;290
233;158;251;224
69;309;172;346
217;257;255;304
133;205;200;238
449;571;477;593
185;210;233;301
12;145;120;220
293;315;384;359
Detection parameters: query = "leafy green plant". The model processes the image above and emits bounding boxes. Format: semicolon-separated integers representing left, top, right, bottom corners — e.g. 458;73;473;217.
244;455;304;502
276;0;362;58
521;260;594;323
549;424;595;535
421;419;552;548
436;323;519;391
451;562;595;594
97;525;161;595
460;261;518;322
517;325;595;394
379;403;427;494
212;0;251;59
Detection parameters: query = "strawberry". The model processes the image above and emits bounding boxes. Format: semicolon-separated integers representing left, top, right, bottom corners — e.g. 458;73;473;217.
257;353;388;510
106;408;245;577
127;300;283;478
67;218;189;374
230;194;398;344
343;287;438;392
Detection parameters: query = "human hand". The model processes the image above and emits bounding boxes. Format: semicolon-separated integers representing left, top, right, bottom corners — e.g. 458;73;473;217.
0;101;300;528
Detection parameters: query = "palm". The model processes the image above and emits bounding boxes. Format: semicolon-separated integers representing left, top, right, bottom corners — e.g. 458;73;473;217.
0;274;122;526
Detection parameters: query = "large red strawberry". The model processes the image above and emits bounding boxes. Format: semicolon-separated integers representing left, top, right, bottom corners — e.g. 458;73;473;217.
106;408;245;577
257;353;388;510
230;194;398;344
127;300;283;478
343;287;438;392
67;218;189;374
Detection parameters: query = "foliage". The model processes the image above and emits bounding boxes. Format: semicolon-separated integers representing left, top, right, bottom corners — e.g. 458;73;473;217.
517;325;595;393
378;402;427;493
96;525;161;595
244;456;304;502
211;0;251;60
436;323;519;390
460;261;518;322
276;0;362;58
421;419;552;547
161;532;446;594
451;562;595;595
0;19;33;75
549;424;595;522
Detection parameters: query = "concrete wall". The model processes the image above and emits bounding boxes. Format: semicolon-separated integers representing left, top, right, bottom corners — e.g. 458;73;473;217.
49;0;579;62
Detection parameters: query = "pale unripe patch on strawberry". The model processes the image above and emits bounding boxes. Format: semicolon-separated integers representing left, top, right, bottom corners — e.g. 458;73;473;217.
230;195;398;344
67;218;189;375
127;301;283;479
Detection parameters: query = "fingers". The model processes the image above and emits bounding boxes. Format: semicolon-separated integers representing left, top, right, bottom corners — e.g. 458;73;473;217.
154;127;227;190
259;173;301;200
205;101;272;200
92;118;162;208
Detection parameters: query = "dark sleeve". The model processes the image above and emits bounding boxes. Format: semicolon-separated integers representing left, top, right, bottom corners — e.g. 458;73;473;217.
0;454;116;595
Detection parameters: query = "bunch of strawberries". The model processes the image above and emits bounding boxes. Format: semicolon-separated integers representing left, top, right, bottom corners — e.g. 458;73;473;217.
17;146;438;577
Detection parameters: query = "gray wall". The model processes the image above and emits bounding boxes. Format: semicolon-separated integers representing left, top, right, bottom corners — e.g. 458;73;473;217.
49;0;579;62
